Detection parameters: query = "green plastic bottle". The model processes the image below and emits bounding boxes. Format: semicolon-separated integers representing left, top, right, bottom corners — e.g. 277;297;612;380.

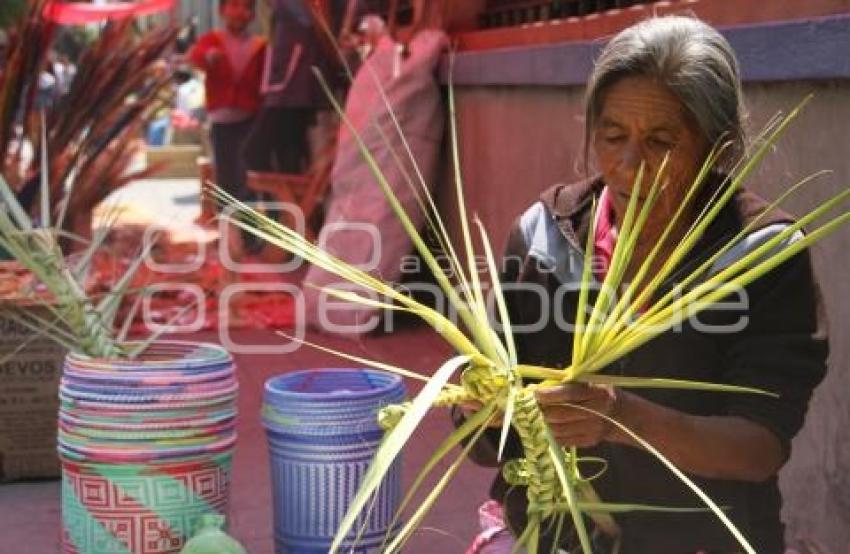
180;514;248;554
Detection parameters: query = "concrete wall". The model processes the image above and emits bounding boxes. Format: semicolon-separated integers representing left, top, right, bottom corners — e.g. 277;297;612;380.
750;82;850;554
437;77;850;553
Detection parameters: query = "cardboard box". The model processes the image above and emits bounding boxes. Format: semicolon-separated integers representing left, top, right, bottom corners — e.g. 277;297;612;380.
0;265;66;482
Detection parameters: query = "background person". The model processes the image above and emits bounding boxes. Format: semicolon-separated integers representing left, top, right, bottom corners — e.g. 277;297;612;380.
188;0;266;208
242;0;350;176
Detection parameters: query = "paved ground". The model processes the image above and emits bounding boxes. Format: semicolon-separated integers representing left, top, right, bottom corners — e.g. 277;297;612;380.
0;327;494;553
94;177;201;229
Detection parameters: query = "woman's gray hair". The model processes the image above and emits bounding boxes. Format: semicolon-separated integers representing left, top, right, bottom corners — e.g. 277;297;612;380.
585;15;745;169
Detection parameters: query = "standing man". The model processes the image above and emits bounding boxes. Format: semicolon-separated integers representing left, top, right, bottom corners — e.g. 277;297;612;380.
242;0;350;175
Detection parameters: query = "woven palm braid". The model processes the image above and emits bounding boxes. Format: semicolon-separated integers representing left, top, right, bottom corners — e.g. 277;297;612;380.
376;366;562;518
511;389;561;518
377;365;508;430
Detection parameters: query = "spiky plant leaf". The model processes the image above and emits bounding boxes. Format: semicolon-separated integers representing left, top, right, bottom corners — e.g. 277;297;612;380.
329;355;470;553
382;400;498;552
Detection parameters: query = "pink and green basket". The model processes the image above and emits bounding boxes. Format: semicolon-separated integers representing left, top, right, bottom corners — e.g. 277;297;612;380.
58;342;237;554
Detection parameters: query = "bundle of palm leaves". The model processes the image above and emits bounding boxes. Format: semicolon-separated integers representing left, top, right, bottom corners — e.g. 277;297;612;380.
216;69;849;553
0;0;176;237
45;19;176;230
0;0;53;161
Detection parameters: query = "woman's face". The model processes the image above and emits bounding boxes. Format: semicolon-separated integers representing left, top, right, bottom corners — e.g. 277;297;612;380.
592;76;708;242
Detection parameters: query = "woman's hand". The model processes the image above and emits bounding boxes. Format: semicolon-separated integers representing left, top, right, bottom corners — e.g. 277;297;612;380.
535;383;620;448
536;383;786;481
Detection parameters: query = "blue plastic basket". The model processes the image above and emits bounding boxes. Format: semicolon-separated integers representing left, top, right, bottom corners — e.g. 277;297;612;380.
263;369;406;553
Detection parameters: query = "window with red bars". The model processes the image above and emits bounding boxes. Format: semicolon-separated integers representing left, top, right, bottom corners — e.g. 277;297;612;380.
480;0;655;29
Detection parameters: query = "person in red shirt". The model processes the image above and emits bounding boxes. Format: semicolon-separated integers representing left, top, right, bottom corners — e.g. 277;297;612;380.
188;0;266;212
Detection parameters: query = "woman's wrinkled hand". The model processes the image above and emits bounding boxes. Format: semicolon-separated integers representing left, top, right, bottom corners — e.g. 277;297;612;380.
534;383;620;448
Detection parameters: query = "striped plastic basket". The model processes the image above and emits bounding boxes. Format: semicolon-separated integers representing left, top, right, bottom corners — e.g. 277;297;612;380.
262;369;406;553
59;342;237;554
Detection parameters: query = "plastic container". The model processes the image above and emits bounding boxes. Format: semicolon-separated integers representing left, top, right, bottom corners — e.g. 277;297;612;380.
262;369;405;553
59;341;237;554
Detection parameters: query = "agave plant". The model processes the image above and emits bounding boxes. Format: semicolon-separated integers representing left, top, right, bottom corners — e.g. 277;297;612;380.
214;63;849;552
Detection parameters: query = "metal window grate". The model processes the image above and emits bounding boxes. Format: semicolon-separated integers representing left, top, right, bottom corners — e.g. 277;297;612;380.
479;0;654;29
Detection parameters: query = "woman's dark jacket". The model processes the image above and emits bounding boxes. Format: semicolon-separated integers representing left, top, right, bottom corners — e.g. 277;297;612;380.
461;177;828;553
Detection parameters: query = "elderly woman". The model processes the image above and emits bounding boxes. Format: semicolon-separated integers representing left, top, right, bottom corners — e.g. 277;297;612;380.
462;15;828;553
